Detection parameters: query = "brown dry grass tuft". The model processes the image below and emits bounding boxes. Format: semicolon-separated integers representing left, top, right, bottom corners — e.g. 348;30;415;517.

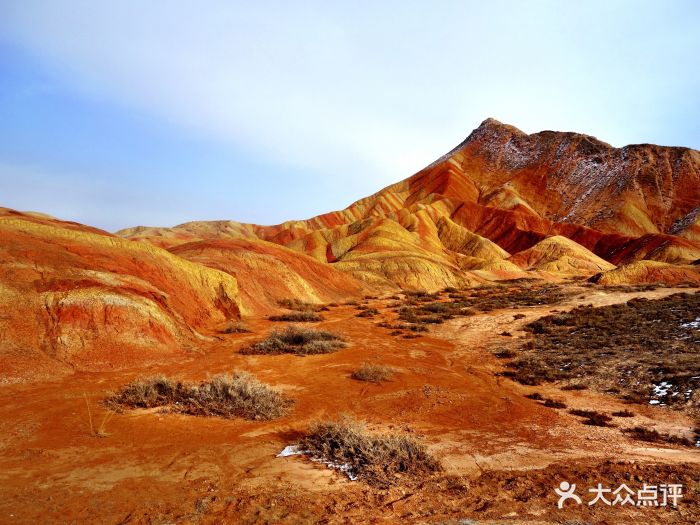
568;409;613;427
277;298;327;312
221;321;251;334
241;325;346;355
611;409;635;417
624;426;693;447
351;363;393;383
108;372;291;420
297;418;441;487
356;307;379;318
543;399;567;409
269;311;323;322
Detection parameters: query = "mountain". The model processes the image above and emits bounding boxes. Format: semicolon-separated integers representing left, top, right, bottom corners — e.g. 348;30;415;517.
0;208;241;381
2;119;699;376
120;118;700;289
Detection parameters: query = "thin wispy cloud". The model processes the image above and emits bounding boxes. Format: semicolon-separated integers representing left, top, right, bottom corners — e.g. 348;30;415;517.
0;1;698;230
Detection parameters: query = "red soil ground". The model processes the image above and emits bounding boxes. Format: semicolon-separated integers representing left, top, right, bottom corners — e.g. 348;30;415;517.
0;285;697;524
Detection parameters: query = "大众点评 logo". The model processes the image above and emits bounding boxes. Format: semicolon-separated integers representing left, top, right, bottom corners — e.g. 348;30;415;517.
555;481;683;508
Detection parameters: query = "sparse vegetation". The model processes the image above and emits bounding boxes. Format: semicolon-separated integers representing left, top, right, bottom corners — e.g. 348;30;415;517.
500;357;563;385
221;321;251;334
393;282;573;332
569;409;613;427
356;307;379;318
508;292;700;409
443;282;574;312
611;409;635;417
296;418;441;487
525;392;544;401
241;325;346;355
108;372;291;420
624;426;693;447
543;399;567;409
351;363;393;383
277;298;327;312
493;349;516;359
269;311;323;322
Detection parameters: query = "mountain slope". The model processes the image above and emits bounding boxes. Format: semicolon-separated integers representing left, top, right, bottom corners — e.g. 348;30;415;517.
0;210;242;381
119;119;700;289
168;238;369;314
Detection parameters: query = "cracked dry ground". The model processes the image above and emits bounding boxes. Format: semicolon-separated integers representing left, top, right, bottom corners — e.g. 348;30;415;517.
0;284;698;524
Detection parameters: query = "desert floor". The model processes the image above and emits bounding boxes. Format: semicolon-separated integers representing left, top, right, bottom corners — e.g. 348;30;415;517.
0;284;698;524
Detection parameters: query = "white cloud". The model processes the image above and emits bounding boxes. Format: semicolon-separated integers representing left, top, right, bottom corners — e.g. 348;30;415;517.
0;1;698;226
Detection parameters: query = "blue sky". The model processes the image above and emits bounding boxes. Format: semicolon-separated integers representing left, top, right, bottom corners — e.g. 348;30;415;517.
1;1;698;231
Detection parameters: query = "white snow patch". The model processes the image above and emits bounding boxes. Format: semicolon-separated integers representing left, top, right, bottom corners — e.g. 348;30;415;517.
680;317;700;329
277;446;358;481
277;445;304;457
310;457;358;481
652;382;673;397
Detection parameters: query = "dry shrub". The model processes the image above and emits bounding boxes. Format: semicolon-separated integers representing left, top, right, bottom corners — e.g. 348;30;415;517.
277;298;327;312
269;311;323;322
569;409;613;427
351;363;393;383
493;349;516;359
543;399;567;409
108;372;291;420
108;375;177;408
501;357;564;385
221;321;251;334
624;426;693;447
611;409;635;417
297;419;441;487
241;325;346;355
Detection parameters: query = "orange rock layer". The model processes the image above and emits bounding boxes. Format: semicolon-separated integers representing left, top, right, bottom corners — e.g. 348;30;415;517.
2;120;699;373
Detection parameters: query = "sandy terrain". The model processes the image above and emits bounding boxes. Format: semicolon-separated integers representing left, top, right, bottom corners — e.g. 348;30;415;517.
0;285;697;524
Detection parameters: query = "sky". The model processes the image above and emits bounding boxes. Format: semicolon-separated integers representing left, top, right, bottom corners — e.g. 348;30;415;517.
0;1;698;231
